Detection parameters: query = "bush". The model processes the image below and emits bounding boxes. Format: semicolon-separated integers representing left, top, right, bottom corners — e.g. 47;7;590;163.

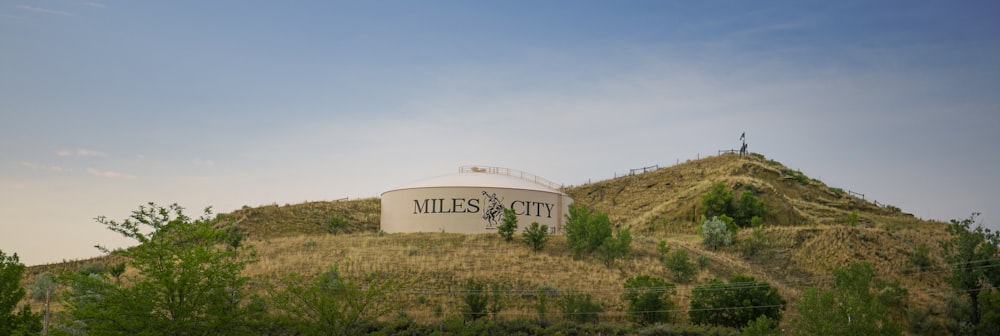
742;315;781;336
734;191;768;228
498;208;518;242
909;244;933;272
701;183;735;219
622;275;675;325
462;279;489;322
597;228;632;266
523;222;549;252
559;291;604;324
689;274;785;329
700;216;734;250
739;226;768;258
659;242;698;283
564;203;613;257
327;214;349;234
846;212;859;226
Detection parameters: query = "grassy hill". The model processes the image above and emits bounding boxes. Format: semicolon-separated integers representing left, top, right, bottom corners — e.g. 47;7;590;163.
24;152;958;332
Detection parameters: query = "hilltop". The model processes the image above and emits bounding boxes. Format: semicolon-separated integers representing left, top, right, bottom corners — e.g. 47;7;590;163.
24;152;956;332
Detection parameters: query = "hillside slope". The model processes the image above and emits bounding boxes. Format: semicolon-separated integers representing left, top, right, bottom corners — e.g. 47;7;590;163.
25;153;957;332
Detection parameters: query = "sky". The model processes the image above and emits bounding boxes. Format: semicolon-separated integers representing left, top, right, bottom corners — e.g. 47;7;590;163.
2;1;999;266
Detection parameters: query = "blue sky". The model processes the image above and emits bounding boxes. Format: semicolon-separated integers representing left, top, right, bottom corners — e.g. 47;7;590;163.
2;1;999;265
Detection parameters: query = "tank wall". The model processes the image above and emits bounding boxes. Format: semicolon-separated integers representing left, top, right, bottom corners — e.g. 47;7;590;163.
381;187;572;234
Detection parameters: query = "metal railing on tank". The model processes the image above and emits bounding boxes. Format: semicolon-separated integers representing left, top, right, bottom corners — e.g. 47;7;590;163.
459;165;563;190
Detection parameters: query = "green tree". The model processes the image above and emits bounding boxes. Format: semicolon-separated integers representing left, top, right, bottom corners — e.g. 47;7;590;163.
563;203;613;258
700;216;734;250
497;208;518;242
461;279;488;322
734;191;768;228
271;263;398;335
1;250;41;336
659;242;698;283
596;227;632;266
689;274;785;329
790;262;903;336
701;183;734;219
941;212;1000;330
29;272;56;335
61;203;258;335
622;275;675;325
522;222;549;251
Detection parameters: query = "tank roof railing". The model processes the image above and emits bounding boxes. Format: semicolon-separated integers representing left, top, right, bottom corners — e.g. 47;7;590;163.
459;165;564;191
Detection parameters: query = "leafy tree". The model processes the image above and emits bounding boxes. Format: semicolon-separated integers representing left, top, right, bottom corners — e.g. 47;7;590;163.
498;208;518;242
622;275;675;325
462;279;489;322
61;203;258;335
701;183;734;219
1;250;41;336
271;263;399;335
734;191;768;228
558;291;603;324
522;222;549;251
700;216;734;250
941;212;1000;329
689;274;785;329
563;203;613;258
659;242;698;283
30;272;56;335
597;227;631;266
979;290;1000;336
108;261;126;283
790;262;903;336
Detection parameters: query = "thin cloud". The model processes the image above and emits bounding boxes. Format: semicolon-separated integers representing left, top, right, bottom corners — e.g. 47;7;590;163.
57;149;110;157
87;168;136;179
18;162;72;173
15;5;74;16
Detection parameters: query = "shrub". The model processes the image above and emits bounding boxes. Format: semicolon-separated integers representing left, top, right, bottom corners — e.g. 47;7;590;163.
909;244;933;273
846;212;859;226
522;222;549;252
622;275;675;325
597;228;632;266
659;243;697;283
701;183;734;219
689;274;785;329
564;203;613;257
742;315;781;336
700;216;734;250
739;226;768;258
498;208;518;242
462;279;489;322
559;291;603;324
734;191;768;228
327;214;349;234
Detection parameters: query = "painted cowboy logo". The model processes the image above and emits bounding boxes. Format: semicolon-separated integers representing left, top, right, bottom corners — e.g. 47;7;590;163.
481;191;505;228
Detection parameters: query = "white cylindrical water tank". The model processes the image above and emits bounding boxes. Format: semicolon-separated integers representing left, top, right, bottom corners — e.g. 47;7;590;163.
381;166;572;234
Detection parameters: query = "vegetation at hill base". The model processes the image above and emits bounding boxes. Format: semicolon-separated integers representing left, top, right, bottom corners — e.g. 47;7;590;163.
11;152;996;334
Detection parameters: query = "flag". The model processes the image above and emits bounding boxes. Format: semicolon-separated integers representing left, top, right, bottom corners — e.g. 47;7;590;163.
740;132;745;141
